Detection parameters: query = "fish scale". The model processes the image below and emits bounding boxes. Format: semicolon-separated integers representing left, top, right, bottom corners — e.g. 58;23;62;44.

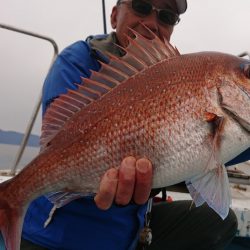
0;26;250;249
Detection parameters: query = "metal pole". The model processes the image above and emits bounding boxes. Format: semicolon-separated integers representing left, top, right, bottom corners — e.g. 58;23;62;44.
102;0;107;34
0;24;59;54
0;23;59;175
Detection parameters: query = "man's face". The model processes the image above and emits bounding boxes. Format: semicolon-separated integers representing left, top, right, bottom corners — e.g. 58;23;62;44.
111;0;177;47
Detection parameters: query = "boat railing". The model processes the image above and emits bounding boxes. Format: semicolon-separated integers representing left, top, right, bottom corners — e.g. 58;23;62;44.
0;23;59;176
238;51;250;59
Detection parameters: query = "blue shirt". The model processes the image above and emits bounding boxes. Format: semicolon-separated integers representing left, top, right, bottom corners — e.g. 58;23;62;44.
22;35;250;250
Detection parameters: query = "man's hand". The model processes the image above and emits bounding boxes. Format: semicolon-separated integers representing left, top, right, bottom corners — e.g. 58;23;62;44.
94;156;153;210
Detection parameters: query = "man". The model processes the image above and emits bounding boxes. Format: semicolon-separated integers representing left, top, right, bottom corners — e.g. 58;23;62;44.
21;0;248;249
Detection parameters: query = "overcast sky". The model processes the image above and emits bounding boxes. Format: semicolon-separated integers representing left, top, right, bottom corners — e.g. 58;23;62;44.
0;0;250;135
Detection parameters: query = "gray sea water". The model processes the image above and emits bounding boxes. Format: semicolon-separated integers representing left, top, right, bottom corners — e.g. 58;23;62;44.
0;143;39;170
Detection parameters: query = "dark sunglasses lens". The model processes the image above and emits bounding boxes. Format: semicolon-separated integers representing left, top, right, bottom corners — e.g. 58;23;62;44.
132;0;152;15
159;10;180;25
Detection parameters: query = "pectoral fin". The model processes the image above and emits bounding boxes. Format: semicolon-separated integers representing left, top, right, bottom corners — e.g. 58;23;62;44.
187;112;231;219
203;112;227;173
186;164;231;219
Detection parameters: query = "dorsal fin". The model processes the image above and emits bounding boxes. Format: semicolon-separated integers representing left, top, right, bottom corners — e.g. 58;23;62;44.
40;26;180;150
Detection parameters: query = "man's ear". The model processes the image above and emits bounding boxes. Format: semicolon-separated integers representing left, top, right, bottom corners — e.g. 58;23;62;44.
110;6;118;29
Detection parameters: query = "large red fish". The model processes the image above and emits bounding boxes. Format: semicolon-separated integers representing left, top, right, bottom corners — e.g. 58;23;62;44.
0;28;250;249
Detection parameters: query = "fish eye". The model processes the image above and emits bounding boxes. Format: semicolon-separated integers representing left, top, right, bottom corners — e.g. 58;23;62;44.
244;64;250;79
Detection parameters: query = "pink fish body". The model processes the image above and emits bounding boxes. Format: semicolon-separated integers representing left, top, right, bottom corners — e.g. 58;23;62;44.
0;29;250;249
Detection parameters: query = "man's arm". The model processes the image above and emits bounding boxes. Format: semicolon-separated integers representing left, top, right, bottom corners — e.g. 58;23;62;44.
226;148;250;166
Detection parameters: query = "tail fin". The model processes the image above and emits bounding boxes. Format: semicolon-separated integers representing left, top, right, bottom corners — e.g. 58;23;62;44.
0;181;26;250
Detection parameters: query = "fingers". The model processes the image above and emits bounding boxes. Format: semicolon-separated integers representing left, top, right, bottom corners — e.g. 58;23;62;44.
115;156;136;205
94;168;118;210
133;158;153;204
95;156;153;210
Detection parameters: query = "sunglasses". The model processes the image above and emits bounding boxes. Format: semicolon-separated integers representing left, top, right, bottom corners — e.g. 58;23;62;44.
119;0;180;26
